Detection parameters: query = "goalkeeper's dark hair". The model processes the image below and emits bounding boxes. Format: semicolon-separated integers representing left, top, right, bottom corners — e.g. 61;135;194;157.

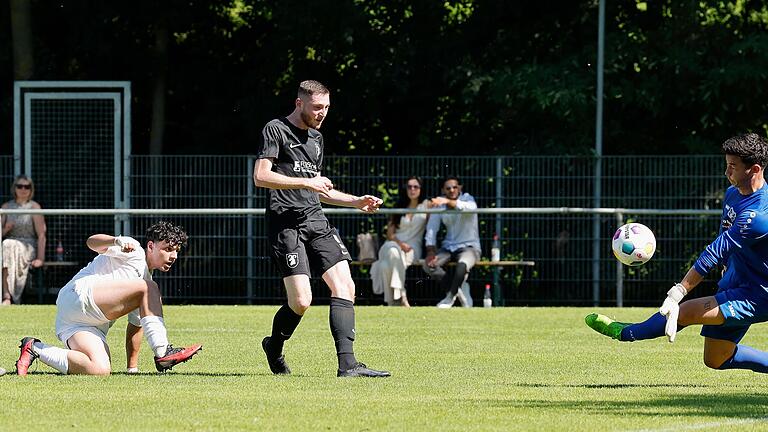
145;221;188;248
723;133;768;168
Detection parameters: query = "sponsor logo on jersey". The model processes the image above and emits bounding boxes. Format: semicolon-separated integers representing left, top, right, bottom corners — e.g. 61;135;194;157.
315;142;321;159
293;161;318;175
286;253;299;269
289;143;302;148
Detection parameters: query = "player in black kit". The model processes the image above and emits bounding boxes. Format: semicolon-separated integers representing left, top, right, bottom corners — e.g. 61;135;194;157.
254;80;390;378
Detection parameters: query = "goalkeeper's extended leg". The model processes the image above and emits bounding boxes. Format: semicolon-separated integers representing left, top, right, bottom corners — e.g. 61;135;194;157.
584;314;630;340
586;312;684;342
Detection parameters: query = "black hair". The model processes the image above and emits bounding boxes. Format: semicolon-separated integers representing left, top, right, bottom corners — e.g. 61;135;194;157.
391;176;425;228
145;221;188;248
723;133;768;168
442;175;461;187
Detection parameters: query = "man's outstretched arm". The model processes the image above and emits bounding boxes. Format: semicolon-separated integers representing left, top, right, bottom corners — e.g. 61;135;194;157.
253;158;333;193
320;189;382;213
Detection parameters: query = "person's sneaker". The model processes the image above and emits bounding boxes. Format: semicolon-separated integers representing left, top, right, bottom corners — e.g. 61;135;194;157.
457;282;473;308
585;313;629;340
436;292;456;308
154;344;202;372
337;362;391;378
261;337;291;375
16;337;40;376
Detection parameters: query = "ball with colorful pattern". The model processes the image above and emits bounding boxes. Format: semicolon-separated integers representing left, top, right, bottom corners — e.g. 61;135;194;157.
612;222;656;266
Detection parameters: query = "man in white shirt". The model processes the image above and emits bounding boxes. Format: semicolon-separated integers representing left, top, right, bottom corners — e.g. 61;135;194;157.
15;221;202;375
423;176;482;308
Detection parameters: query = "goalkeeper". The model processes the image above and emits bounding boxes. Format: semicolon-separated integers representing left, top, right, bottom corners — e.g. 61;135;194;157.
587;133;768;374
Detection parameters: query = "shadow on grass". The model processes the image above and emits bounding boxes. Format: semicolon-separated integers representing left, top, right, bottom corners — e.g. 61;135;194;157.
483;385;768;419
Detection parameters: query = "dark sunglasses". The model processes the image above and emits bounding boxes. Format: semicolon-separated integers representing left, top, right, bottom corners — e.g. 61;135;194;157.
15;184;31;190
406;185;421;190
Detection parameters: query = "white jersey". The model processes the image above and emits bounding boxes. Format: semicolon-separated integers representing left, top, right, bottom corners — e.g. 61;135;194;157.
65;236;150;326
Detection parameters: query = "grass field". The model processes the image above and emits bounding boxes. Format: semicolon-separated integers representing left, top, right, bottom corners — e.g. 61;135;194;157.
2;305;768;431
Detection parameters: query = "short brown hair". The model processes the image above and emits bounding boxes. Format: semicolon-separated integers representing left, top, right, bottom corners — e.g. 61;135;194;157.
298;80;329;99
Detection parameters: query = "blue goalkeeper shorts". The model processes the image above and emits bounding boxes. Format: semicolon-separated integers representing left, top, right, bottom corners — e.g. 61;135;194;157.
700;285;768;344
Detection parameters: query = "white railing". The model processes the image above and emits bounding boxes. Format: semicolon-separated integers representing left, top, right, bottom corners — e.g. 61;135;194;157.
0;207;722;306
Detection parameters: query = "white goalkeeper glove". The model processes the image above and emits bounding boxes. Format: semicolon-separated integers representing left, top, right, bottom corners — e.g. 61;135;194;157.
659;283;687;343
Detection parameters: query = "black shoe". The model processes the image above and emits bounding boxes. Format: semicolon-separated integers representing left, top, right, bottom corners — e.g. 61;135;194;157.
262;337;291;375
337;362;391;378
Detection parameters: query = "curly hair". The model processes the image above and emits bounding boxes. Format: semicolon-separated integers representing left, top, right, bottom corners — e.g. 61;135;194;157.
722;133;768;168
145;221;188;248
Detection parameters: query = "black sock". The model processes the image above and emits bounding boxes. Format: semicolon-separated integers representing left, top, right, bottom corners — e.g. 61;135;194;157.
329;297;357;370
269;304;302;355
448;262;468;296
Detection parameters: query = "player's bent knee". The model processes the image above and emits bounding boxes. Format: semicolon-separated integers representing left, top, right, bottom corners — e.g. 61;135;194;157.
292;298;312;314
703;351;731;369
704;356;725;369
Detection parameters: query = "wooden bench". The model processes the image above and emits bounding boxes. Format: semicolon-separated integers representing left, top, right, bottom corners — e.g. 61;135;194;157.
349;258;535;306
29;261;79;304
349;259;535;267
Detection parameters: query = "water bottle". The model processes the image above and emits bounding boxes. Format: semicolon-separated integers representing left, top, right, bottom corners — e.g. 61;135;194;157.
491;233;500;262
55;241;64;262
483;283;492;308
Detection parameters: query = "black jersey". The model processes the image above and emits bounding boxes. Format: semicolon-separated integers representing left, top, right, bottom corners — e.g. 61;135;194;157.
257;117;325;219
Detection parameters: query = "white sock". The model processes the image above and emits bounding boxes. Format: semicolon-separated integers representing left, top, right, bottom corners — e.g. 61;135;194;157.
32;342;69;374
140;315;169;357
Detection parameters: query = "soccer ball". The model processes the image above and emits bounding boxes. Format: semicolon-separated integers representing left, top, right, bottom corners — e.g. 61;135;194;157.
611;223;656;266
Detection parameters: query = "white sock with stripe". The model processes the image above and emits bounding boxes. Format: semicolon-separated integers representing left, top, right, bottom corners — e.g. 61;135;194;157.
140;315;169;357
32;341;69;374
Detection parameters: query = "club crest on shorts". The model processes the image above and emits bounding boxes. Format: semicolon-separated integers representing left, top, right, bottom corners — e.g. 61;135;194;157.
286;253;299;269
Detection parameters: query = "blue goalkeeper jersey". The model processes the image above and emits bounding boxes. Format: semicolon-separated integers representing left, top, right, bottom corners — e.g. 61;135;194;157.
694;184;768;291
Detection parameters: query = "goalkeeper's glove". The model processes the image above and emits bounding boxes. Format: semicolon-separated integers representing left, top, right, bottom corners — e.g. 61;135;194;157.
659;283;687;343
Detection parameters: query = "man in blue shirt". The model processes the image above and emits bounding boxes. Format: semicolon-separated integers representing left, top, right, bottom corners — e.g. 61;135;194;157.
424;176;482;308
587;133;768;374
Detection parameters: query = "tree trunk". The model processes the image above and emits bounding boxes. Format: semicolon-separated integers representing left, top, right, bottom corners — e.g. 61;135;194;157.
149;23;168;204
149;23;169;156
10;0;34;79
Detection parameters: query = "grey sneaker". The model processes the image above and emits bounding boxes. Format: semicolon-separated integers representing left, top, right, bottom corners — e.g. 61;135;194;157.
337;363;391;378
436;292;456;309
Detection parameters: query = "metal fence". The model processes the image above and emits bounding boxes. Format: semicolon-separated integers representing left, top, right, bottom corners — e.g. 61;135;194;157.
119;155;725;306
2;153;727;305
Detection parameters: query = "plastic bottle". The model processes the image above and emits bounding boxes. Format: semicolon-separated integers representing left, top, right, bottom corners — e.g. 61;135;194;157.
483;283;492;308
491;233;500;262
55;241;64;262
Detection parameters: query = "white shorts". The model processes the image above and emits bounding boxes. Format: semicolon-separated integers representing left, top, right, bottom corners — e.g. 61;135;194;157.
55;276;111;346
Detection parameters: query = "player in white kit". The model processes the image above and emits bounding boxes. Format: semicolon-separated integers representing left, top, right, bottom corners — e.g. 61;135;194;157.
15;221;202;375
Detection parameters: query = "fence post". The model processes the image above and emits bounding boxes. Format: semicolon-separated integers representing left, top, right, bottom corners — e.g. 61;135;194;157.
615;212;623;307
246;157;255;305
592;156;603;306
493;157;503;306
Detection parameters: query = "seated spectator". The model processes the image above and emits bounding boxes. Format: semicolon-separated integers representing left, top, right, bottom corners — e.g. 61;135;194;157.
2;175;46;305
371;176;429;307
423;175;481;308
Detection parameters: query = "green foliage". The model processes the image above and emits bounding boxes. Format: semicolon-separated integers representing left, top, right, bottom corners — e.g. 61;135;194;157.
5;1;768;155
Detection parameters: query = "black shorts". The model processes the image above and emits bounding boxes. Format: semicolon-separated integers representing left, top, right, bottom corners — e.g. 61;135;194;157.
267;214;351;278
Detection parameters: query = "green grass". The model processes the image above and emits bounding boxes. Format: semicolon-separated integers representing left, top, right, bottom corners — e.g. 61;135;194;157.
2;306;768;431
